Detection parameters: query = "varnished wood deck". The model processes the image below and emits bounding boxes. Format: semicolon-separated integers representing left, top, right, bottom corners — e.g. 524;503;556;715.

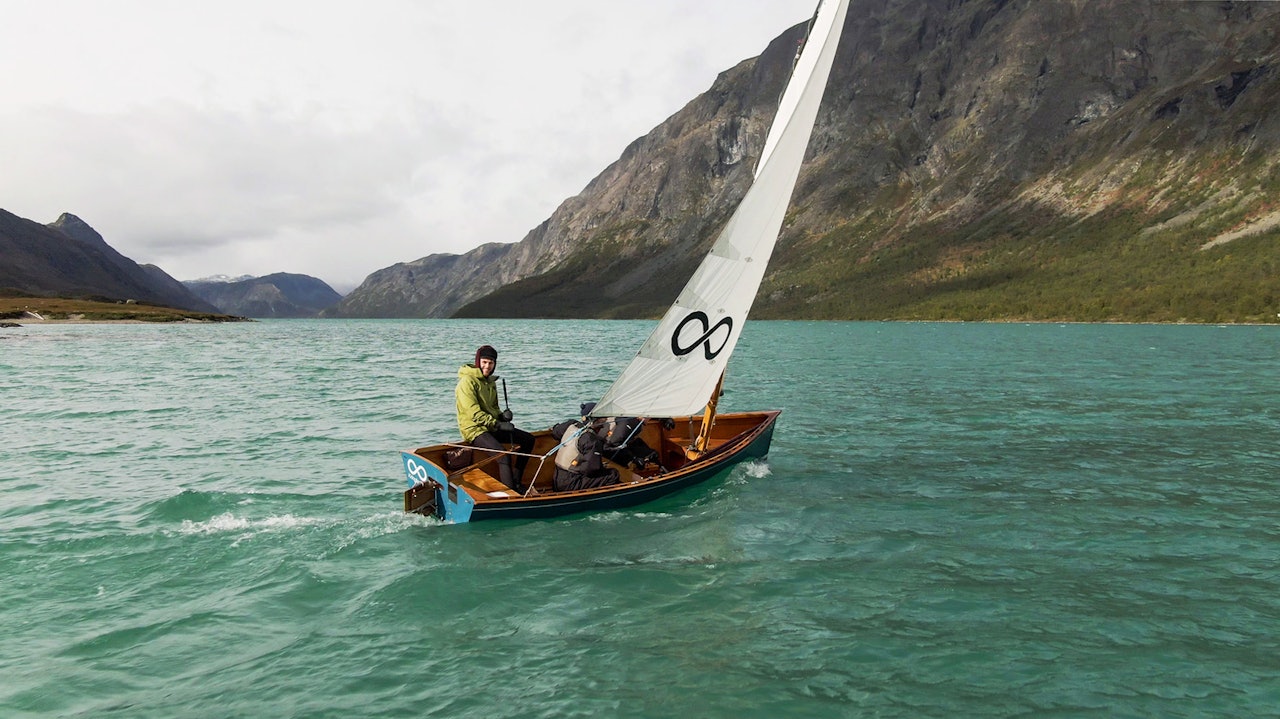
407;411;778;515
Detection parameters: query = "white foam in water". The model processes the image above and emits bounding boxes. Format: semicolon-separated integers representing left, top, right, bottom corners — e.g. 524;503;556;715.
178;511;327;536
741;460;772;479
326;512;439;555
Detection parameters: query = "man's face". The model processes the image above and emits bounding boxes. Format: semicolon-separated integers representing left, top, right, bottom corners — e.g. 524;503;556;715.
479;357;496;376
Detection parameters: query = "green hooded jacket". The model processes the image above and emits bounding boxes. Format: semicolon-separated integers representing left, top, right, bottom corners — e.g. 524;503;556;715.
456;364;501;443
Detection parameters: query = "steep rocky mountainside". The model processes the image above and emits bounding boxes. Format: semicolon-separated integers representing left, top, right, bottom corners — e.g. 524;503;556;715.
327;22;808;320
0;210;222;313
325;242;519;318
340;0;1280;322
185;273;342;318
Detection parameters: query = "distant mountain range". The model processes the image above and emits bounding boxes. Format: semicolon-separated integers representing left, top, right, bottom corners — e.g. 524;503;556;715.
183;273;342;318
330;0;1280;323
0;209;340;317
0;210;222;314
6;1;1277;324
190;273;256;284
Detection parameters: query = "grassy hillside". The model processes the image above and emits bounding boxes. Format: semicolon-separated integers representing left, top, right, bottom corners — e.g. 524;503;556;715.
0;295;247;323
759;147;1280;323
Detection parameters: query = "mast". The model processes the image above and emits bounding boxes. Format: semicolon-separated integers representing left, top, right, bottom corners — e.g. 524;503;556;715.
686;371;726;460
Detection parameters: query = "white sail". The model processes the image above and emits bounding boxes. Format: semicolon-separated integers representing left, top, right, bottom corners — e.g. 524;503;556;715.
591;0;849;418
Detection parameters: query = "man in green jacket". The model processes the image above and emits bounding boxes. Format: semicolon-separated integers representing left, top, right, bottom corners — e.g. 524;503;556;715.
456;345;535;492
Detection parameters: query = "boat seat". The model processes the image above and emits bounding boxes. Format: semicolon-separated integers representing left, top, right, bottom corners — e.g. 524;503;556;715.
453;468;521;498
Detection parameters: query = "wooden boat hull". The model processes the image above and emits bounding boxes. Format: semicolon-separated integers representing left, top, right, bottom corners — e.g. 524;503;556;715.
402;410;779;523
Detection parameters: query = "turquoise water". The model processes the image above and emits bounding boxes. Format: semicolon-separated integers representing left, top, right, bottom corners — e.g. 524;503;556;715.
1;320;1277;718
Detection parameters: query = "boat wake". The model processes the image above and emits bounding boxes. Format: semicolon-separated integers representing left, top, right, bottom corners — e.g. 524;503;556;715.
170;510;441;550
176;511;328;536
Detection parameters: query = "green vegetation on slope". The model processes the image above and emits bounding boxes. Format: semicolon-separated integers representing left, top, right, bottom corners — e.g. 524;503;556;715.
0;295;247;322
759;202;1278;323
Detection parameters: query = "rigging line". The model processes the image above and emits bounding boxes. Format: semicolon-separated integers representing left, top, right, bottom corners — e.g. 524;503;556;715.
444;442;549;495
784;2;822;96
798;1;822;68
538;418;607;462
443;442;545;461
600;416;645;450
617;419;644;449
755;0;824;176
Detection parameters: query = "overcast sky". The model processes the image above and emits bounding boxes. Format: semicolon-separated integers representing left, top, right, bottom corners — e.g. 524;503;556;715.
0;1;817;292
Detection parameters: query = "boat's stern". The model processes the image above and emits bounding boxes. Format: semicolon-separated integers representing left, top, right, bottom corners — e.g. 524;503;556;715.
401;451;474;523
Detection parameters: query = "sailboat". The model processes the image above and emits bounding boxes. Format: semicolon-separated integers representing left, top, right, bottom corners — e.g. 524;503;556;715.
402;0;850;523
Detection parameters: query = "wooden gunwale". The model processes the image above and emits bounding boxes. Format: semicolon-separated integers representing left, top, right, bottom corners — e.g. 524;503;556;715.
404;411;779;519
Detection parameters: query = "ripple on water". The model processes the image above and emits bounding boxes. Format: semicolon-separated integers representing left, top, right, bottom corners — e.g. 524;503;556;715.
1;321;1278;718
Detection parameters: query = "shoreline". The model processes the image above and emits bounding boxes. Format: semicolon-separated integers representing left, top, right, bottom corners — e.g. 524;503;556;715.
1;312;249;326
1;297;250;325
2;318;235;325
2;315;1275;327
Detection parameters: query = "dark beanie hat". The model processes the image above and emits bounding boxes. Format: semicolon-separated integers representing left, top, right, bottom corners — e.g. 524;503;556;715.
475;345;498;365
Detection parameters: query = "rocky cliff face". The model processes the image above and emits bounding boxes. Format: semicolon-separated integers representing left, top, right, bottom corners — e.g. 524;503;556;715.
342;0;1280;322
325;242;517;318
330;23;806;319
759;0;1280;321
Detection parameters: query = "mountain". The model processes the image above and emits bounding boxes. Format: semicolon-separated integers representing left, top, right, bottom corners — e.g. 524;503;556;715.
338;0;1280;323
323;242;517;318
189;273;255;284
0;210;223;313
184;273;342;318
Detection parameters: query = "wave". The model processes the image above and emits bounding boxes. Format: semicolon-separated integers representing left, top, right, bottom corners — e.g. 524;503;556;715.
168;510;440;554
175;511;328;536
141;488;242;522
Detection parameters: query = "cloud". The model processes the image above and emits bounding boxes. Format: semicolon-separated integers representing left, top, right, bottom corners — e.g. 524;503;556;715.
1;102;417;247
0;0;815;290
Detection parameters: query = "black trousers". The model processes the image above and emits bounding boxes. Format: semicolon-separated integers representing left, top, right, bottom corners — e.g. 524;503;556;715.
471;427;535;491
553;467;621;492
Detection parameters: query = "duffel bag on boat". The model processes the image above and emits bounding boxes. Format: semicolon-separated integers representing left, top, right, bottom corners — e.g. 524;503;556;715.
443;446;473;470
553;466;620;492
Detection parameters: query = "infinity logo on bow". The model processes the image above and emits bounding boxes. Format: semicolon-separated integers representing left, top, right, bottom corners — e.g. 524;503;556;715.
671;311;733;360
406;459;433;486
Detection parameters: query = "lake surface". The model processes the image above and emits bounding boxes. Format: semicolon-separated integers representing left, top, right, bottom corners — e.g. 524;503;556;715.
1;320;1277;718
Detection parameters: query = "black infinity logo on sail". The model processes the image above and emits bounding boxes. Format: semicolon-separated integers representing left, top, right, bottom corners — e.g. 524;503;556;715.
671;311;733;360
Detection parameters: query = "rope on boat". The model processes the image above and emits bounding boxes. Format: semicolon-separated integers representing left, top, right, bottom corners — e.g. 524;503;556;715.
441;440;562;499
441;417;645;499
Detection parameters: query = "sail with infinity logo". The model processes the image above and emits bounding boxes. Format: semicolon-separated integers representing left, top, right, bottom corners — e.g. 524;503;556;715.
590;0;849;419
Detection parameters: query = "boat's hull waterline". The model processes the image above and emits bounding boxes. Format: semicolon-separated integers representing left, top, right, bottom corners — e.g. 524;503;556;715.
402;411;779;523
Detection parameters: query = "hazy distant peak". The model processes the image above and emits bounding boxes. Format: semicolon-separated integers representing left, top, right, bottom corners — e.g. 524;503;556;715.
187;274;256;283
183;272;341;317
